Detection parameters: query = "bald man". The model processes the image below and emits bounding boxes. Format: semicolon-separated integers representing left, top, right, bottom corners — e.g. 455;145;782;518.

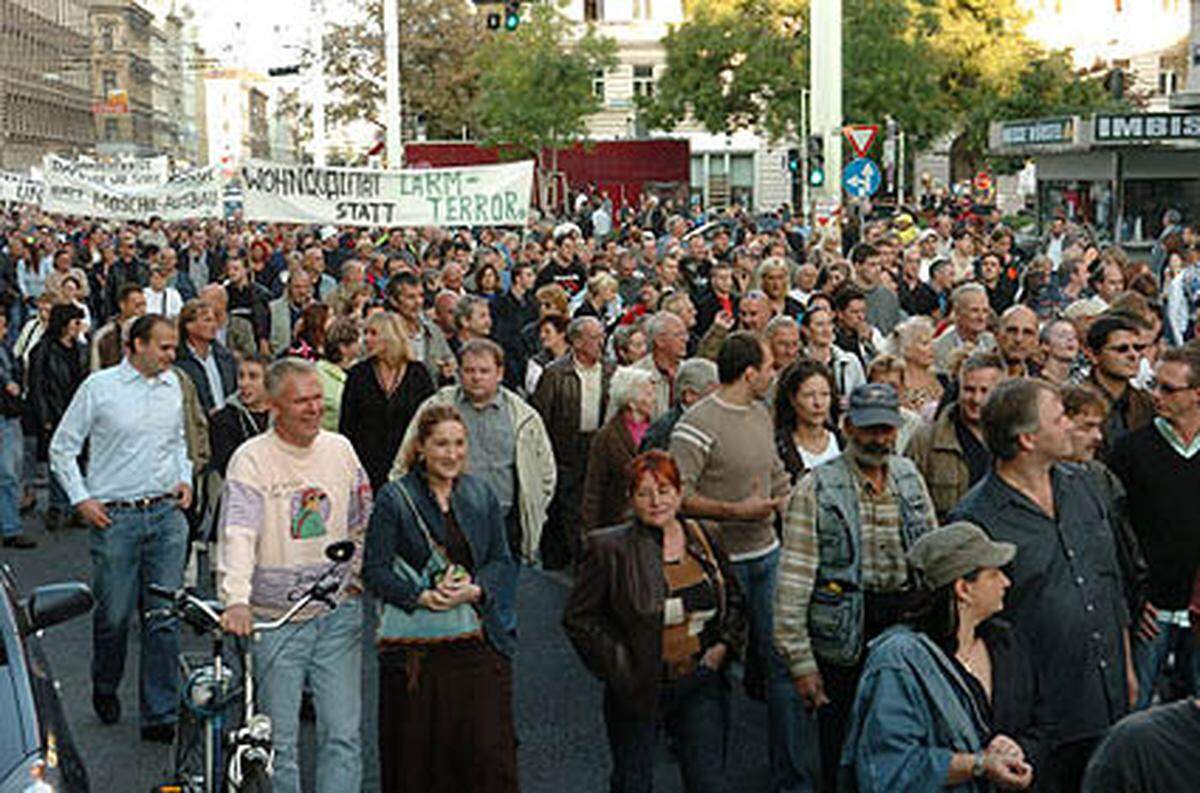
998;304;1040;378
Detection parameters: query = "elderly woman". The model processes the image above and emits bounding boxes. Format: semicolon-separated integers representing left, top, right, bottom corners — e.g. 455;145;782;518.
755;257;805;318
839;522;1040;793
611;323;649;367
364;404;519;793
564;450;746;793
773;360;841;484
581;367;658;530
893;315;945;419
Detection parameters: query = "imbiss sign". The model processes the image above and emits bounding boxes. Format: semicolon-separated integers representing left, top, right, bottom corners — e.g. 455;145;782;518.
1094;113;1200;143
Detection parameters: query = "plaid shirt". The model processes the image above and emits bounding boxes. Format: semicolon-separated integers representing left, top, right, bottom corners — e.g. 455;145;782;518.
774;456;937;677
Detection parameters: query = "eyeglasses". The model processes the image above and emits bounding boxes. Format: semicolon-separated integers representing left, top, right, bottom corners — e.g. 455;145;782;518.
1102;343;1137;354
1150;379;1193;395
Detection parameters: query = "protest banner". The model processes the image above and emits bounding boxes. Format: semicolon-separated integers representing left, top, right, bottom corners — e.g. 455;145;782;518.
239;159;534;227
0;171;45;205
41;159;224;221
43;154;168;188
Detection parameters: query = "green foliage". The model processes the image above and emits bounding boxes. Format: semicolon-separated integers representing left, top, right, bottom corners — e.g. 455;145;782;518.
470;2;617;157
645;0;1120;165
323;0;485;144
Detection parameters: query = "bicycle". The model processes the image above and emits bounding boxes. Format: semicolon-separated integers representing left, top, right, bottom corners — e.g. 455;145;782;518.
148;539;356;793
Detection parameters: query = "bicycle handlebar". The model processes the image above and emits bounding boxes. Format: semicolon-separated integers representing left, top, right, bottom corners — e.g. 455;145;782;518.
148;574;341;634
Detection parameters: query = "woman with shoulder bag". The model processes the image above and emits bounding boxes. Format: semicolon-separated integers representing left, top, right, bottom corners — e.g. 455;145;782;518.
363;404;519;793
563;450;747;793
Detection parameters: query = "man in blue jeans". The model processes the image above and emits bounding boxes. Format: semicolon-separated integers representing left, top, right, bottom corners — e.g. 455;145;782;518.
219;358;371;793
50;314;193;741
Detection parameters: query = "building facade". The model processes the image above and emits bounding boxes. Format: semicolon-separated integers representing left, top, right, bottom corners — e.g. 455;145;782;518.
0;0;95;170
559;0;794;213
203;68;274;170
89;1;157;154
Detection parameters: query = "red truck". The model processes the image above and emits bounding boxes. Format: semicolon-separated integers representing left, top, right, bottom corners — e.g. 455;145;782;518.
403;139;690;211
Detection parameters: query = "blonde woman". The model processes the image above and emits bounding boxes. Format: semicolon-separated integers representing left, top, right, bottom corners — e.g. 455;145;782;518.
893;315;944;419
338;311;435;491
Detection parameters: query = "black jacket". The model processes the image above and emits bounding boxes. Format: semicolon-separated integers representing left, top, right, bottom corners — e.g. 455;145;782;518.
27;337;86;451
338;358;435;492
174;341;237;414
563;518;747;719
208;397;269;476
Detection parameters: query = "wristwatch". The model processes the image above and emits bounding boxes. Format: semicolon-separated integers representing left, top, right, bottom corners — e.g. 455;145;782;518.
972;751;986;779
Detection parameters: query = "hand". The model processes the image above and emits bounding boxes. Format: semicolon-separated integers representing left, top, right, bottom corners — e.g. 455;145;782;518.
418;588;456;611
793;672;830;712
172;482;193;511
76;499;112;529
1137;601;1161;642
3;382;18;397
700;642;728;671
983;748;1033;790
986;735;1025;762
221;604;253;636
713;310;735;330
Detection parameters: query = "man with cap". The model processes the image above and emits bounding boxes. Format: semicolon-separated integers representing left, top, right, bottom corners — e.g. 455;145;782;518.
950;377;1134;793
774;382;939;791
839;521;1036;793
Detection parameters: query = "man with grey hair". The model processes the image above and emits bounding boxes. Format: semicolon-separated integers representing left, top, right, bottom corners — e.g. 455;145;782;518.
765;314;801;373
532;316;613;568
453;294;493;349
219;357;371;793
629;311;689;419
951;378;1135;792
932;282;996;373
640;357;720;452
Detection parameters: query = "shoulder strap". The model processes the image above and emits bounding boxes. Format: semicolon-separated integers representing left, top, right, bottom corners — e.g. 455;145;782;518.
395;479;449;567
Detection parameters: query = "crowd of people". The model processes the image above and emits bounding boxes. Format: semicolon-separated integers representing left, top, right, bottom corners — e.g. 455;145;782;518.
1;186;1199;793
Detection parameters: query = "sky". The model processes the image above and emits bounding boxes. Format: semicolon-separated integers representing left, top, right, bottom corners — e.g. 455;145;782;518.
189;0;357;75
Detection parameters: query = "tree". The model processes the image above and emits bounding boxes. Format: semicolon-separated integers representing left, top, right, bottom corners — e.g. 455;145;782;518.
644;0;1120;168
471;1;617;210
322;0;485;149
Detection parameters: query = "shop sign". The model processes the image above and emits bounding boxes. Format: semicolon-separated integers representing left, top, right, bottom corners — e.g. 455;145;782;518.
998;117;1075;146
1094;112;1200;143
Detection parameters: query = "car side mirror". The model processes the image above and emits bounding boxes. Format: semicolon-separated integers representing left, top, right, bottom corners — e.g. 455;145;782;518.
325;540;355;563
22;582;94;635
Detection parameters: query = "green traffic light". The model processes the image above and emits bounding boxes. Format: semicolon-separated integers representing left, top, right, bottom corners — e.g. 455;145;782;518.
809;169;825;187
504;11;519;30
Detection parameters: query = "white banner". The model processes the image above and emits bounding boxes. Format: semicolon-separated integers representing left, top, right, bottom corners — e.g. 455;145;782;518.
41;159;225;221
43;154;168;188
239;159;534;227
0;171;45;205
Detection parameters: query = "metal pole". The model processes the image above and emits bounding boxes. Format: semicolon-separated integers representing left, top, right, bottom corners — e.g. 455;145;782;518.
810;0;843;207
800;87;810;226
311;0;327;166
384;0;403;169
898;130;906;207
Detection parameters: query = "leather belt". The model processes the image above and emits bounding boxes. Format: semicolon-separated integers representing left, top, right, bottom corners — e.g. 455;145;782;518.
104;493;177;510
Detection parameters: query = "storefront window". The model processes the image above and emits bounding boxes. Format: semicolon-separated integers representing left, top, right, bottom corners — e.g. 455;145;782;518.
1039;179;1115;242
1120;179;1200;243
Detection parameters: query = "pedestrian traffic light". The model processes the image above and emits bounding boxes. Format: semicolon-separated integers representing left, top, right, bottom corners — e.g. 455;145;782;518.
787;148;800;174
807;135;825;188
503;1;520;31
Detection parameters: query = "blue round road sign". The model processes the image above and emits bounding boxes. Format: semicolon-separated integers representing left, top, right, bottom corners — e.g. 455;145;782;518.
842;157;881;199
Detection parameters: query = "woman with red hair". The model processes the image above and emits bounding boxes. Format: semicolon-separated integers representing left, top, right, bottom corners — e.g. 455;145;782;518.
563;450;747;793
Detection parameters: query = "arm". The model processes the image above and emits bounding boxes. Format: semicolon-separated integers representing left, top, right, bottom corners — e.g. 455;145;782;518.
361;483;423;611
561;535;630;684
1166;274;1188;347
470;483;518;628
216;477;263;607
774;475;821;678
48;378;94;506
580;432;608;531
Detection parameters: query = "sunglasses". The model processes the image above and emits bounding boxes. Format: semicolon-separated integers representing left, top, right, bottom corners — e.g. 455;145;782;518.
1102;343;1139;354
1149;379;1192;395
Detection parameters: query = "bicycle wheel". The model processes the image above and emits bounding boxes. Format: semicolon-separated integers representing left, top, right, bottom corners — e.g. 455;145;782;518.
234;758;272;793
172;700;208;792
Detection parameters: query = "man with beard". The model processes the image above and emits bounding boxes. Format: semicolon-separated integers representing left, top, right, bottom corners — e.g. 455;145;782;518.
775;383;938;791
951;378;1135;792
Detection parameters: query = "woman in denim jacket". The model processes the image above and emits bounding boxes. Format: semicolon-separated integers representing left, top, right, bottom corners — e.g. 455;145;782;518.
363;404;519;793
839;522;1038;792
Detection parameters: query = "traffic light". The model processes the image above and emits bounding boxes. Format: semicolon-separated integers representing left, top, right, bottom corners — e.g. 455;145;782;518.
787;148;800;174
807;135;825;187
504;1;520;31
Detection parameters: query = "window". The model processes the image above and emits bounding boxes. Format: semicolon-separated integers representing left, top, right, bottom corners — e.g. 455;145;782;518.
592;69;605;101
584;0;602;21
102;69;117;97
1159;70;1178;96
632;65;655;98
101;22;114;52
104;118;118;141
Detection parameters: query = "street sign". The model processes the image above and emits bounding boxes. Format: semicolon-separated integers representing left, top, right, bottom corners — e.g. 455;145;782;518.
842;157;881;199
842;125;879;158
973;171;993;193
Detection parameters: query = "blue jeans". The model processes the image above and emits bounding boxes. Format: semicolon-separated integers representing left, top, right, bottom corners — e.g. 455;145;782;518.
253;598;363;793
90;500;188;726
1134;618;1199;708
0;418;22;537
604;667;730;793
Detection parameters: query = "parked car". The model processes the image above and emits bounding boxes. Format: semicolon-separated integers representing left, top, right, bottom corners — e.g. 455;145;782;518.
0;563;92;793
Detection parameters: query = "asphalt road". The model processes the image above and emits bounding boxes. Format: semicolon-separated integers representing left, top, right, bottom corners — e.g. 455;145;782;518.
1;511;772;792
